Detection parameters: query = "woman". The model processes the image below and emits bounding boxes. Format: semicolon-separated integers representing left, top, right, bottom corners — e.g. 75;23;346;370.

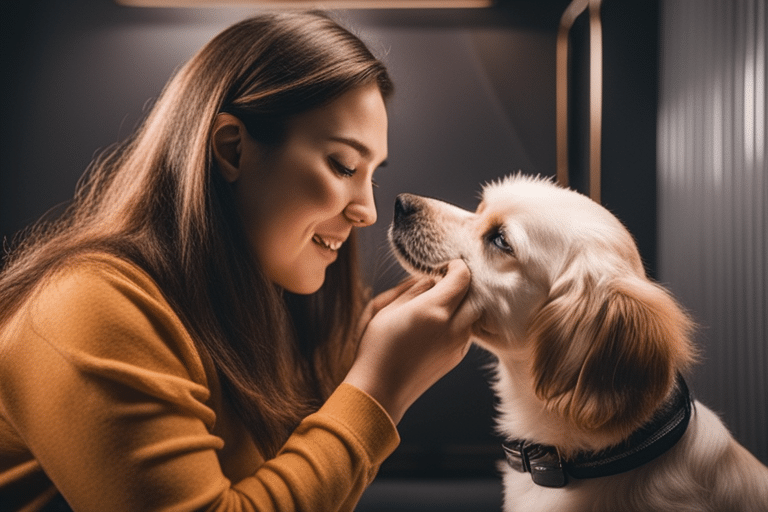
0;11;477;512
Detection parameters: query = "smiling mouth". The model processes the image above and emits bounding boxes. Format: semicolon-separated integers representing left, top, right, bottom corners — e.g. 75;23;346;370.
312;235;343;251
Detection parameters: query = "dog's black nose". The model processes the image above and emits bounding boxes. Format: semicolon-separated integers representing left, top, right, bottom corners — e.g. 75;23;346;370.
394;194;419;222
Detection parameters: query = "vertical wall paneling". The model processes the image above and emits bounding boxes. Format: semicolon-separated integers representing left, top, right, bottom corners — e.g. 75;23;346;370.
658;0;767;463
557;0;604;203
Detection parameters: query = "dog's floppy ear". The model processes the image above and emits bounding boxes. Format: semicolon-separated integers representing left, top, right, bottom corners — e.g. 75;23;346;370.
528;266;696;435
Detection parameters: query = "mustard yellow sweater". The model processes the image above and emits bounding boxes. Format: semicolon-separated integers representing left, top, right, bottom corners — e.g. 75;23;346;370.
0;253;399;511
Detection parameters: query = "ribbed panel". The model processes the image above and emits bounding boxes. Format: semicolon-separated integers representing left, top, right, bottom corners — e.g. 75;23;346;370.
658;0;767;463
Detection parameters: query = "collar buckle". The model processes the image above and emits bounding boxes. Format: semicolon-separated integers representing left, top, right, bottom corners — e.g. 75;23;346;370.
502;440;568;488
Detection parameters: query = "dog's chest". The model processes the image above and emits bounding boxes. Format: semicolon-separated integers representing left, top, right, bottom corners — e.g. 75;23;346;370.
501;468;609;512
501;468;583;512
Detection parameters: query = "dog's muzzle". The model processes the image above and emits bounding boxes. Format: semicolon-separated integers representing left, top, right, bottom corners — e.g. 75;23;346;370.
388;193;454;275
394;194;418;224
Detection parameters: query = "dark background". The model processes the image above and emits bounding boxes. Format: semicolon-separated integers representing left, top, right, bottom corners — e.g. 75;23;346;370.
0;0;660;483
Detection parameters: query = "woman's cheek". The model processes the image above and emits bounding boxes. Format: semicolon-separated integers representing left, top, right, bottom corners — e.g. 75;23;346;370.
301;170;345;212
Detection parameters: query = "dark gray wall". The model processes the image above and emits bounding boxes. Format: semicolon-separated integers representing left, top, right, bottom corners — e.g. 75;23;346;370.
0;0;570;478
9;0;742;480
658;0;767;465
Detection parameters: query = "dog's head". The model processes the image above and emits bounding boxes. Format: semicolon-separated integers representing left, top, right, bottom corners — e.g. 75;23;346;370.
389;174;696;434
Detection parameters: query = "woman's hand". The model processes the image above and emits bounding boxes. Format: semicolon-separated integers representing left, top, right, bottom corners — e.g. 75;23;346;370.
343;259;479;424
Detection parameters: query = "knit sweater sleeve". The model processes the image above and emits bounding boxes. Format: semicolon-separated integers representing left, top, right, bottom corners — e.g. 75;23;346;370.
0;254;399;512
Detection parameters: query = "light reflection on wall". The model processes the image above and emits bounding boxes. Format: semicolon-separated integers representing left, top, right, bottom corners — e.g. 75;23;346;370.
657;0;767;464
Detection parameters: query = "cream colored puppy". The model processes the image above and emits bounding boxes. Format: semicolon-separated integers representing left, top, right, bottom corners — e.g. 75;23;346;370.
389;173;768;512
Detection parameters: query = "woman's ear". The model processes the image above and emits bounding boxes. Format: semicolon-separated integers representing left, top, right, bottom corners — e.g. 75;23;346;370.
211;113;247;183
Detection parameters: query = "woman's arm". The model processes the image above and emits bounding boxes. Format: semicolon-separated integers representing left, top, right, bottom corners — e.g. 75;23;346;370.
0;254;398;512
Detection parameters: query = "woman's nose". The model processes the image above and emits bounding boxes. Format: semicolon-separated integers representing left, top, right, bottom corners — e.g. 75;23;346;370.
344;185;377;227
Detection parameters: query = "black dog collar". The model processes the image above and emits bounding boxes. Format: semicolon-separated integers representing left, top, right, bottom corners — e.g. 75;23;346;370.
502;374;693;488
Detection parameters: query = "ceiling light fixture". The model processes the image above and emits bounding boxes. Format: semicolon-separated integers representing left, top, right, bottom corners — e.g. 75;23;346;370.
116;0;493;8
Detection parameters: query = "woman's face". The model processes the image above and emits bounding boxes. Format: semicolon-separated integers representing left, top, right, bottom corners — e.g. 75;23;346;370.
233;84;388;294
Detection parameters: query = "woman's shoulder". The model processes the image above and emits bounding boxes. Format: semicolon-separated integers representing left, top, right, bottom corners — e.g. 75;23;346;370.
50;251;166;299
31;251;177;334
4;251;211;392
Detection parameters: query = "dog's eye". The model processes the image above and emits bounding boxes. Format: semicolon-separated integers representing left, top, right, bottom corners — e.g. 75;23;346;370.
489;231;514;255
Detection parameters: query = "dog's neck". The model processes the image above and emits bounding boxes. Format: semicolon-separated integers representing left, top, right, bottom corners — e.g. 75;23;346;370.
493;356;692;450
491;360;628;453
493;360;693;487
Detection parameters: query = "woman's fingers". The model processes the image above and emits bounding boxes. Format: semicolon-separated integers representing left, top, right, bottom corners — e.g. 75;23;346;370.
370;274;425;313
412;259;472;312
345;259;478;424
379;259;471;314
450;288;481;335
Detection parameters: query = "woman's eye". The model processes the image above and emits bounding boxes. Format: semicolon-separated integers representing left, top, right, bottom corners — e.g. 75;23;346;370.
490;231;514;254
330;158;355;177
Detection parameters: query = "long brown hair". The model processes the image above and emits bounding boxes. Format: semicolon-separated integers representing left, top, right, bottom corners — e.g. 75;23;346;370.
0;12;393;458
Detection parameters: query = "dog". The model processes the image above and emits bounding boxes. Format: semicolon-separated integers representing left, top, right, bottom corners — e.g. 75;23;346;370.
388;173;768;512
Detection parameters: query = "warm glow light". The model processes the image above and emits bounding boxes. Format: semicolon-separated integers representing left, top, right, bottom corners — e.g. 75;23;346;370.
556;0;603;203
116;0;493;7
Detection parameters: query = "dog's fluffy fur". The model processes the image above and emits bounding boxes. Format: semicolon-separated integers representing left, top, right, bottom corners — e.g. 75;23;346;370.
389;174;768;512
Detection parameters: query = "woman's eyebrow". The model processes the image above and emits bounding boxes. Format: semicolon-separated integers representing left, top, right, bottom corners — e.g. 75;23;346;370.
328;135;388;168
328;135;372;158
